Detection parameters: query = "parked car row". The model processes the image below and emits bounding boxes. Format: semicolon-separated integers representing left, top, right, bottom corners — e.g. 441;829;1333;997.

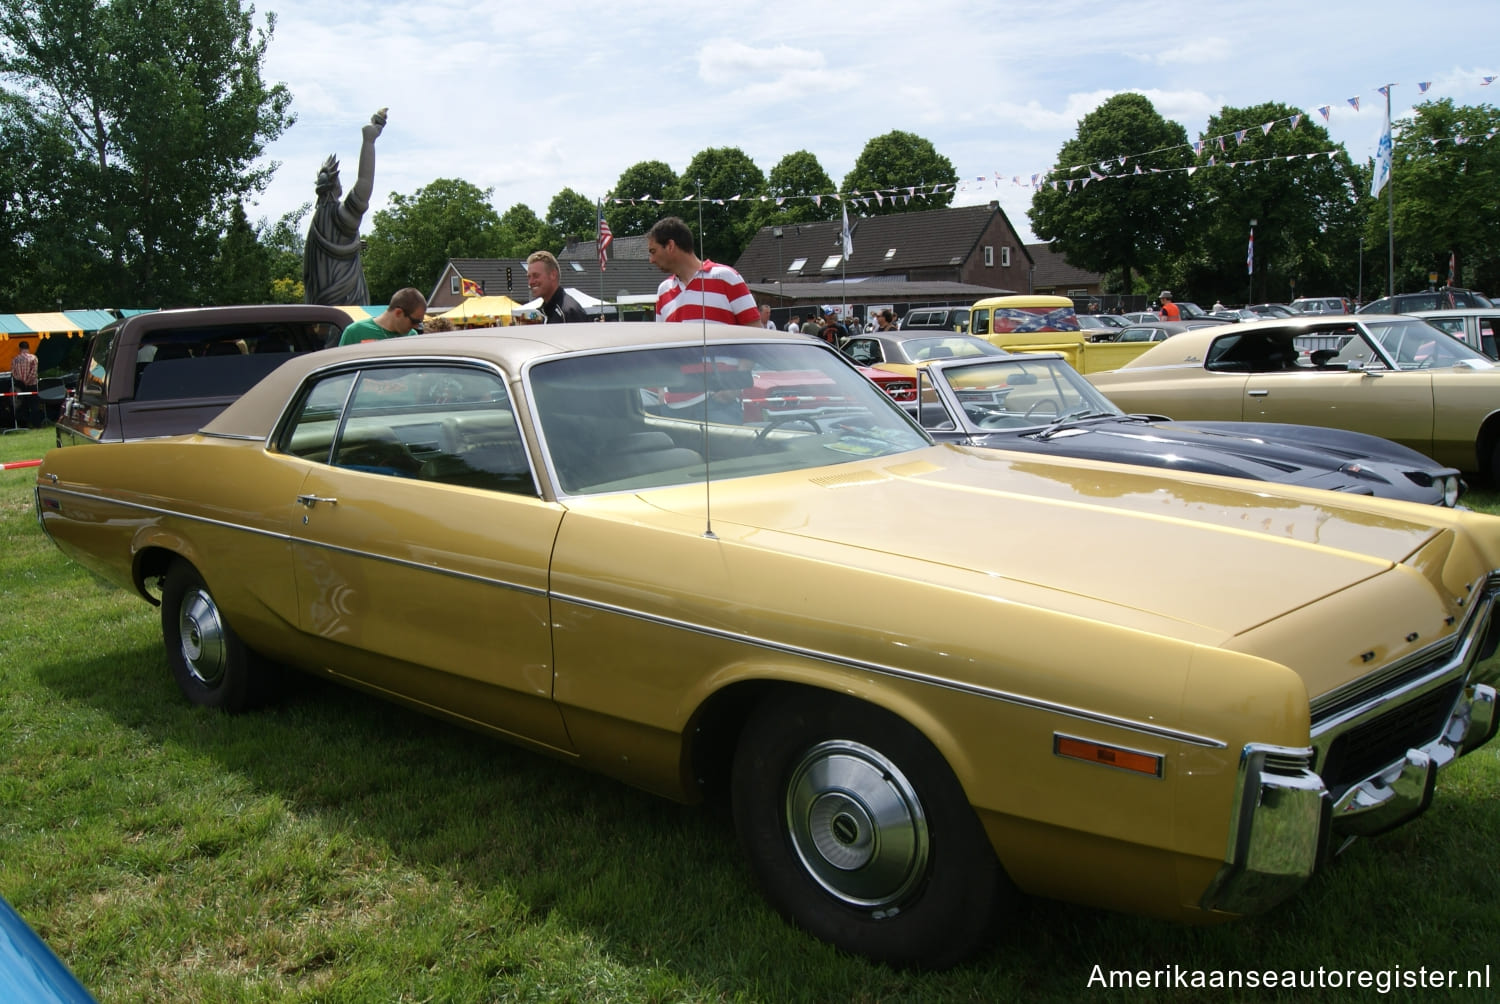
1087;313;1500;477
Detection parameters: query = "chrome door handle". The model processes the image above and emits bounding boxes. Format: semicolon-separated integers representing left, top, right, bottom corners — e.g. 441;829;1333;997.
296;494;338;507
1248;389;1269;397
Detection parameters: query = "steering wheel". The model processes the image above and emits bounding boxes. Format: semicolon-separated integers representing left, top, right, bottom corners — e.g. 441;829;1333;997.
1023;399;1060;420
755;415;823;442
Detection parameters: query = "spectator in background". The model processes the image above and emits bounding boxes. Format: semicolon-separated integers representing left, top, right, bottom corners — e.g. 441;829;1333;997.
338;288;427;344
759;304;777;329
786;313;802;333
648;216;761;326
876;309;898;332
9;340;41;428
1158;290;1181;322
801;313;822;337
819;308;849;345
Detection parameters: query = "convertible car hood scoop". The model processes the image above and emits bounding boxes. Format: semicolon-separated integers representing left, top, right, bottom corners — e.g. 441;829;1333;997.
643;446;1440;643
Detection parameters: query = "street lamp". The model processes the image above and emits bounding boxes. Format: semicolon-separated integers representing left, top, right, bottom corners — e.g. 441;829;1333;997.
772;227;784;318
1357;237;1364;307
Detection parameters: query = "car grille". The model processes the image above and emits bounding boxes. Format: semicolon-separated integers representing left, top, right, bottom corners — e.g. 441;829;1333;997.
1316;679;1464;798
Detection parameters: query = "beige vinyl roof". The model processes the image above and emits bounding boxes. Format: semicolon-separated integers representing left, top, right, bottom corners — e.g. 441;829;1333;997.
203;321;809;438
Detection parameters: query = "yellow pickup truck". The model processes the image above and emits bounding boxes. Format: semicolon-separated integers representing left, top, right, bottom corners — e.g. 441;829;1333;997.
968;295;1157;373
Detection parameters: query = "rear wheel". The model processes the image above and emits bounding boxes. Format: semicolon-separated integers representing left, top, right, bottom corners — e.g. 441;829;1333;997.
160;559;270;711
731;691;1013;969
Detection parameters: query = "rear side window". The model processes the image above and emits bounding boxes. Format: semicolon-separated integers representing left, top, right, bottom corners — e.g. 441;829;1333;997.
78;326;121;402
131;321;340;400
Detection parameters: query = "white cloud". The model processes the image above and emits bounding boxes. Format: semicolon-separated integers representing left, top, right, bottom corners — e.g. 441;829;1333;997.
241;0;1500;246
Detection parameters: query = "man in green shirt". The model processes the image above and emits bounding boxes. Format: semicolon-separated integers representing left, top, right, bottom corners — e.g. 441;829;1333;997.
338;287;428;345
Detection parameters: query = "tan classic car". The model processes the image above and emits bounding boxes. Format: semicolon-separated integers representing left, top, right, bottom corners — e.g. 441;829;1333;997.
34;323;1500;968
1087;315;1500;476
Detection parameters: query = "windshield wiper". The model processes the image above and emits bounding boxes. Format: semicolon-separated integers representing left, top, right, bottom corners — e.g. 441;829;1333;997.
1035;409;1115;440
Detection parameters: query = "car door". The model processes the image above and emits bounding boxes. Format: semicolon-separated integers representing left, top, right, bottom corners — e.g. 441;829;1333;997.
1243;331;1434;455
279;362;572;752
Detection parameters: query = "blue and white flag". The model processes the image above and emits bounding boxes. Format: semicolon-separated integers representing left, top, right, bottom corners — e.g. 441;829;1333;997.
840;203;854;258
1371;107;1394;197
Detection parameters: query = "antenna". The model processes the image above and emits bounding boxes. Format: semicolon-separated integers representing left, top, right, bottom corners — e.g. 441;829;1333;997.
696;177;715;539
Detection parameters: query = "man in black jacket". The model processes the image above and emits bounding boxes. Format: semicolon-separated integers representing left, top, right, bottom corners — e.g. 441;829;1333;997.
526;251;589;323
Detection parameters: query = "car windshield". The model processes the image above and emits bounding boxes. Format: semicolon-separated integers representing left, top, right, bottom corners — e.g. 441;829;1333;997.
934;356;1122;431
528;341;931;495
1364;318;1493;370
901;336;1003;361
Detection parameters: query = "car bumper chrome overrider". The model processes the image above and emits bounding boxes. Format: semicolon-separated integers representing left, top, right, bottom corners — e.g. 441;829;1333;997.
1202;579;1500;916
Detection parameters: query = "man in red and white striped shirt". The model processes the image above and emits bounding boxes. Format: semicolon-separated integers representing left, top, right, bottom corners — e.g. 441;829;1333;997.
648;217;761;327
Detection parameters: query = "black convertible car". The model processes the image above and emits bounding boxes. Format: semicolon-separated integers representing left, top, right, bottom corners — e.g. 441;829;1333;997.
913;353;1464;505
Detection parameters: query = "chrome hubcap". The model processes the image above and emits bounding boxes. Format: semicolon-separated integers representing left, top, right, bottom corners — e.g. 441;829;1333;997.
785;740;929;911
179;588;228;688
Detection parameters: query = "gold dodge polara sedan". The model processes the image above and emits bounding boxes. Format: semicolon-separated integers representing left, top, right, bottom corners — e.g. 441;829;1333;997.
33;323;1500;968
1086;315;1500;477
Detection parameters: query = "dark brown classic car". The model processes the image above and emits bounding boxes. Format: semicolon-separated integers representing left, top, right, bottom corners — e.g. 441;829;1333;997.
56;305;350;446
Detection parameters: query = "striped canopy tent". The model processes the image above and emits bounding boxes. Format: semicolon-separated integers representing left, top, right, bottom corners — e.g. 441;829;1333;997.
336;305;386;322
0;311;107;370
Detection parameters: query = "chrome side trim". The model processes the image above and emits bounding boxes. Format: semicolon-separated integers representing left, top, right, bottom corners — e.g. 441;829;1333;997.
552;590;1226;749
36;485;548;600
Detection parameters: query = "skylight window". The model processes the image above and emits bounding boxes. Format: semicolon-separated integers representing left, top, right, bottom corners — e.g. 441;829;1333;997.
885;249;897;259
822;255;843;270
788;258;807;272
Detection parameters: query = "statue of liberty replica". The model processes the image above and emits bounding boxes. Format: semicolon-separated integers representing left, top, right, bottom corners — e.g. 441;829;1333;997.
304;108;386;305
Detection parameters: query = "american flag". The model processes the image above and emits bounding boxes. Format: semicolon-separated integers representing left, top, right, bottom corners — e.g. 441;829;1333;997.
597;208;613;271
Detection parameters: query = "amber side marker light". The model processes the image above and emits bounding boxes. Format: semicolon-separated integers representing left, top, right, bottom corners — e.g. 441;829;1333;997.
1054;734;1163;777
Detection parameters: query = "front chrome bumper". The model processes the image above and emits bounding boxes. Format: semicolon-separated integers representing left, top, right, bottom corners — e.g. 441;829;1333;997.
1201;582;1500;916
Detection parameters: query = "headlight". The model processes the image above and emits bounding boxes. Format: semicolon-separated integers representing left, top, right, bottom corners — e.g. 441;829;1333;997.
1444;475;1462;507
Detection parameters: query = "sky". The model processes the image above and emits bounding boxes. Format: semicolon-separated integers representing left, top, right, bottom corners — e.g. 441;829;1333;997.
245;0;1500;247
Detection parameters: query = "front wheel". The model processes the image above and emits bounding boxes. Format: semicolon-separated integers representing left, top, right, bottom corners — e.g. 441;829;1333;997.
160;559;272;712
731;691;1013;969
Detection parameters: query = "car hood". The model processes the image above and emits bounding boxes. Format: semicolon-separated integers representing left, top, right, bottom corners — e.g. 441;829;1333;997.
638;445;1443;646
964;418;1448;501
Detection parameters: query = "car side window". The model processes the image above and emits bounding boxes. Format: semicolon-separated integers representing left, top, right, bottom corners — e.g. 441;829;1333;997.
278;365;537;496
844;339;881;365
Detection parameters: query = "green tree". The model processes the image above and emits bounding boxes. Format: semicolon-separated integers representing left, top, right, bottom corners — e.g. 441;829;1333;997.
678;147;766;263
757;150;838;227
544;187;598;250
209;201;271;304
259;205;308;299
494;203;547;260
1364;98;1500;296
363;178;503;302
608;161;679;238
1028;94;1192;292
0;94;95;311
0;0;294;306
1179;102;1361;306
841;131;956;215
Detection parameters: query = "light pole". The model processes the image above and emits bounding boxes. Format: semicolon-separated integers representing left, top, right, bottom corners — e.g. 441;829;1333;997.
1357;237;1364;307
773;227;784;319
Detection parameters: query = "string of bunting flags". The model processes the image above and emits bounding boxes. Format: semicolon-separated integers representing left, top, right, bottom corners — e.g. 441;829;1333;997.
603;72;1496;211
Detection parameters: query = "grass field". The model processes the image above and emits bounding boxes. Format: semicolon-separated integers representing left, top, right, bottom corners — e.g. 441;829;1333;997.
3;426;1498;1002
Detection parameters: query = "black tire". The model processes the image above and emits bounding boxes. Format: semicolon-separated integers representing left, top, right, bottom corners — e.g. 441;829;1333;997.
731;690;1013;969
160;559;270;712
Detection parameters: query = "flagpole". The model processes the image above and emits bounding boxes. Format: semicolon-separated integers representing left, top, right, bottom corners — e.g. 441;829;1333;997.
596;198;606;320
1384;86;1395;299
